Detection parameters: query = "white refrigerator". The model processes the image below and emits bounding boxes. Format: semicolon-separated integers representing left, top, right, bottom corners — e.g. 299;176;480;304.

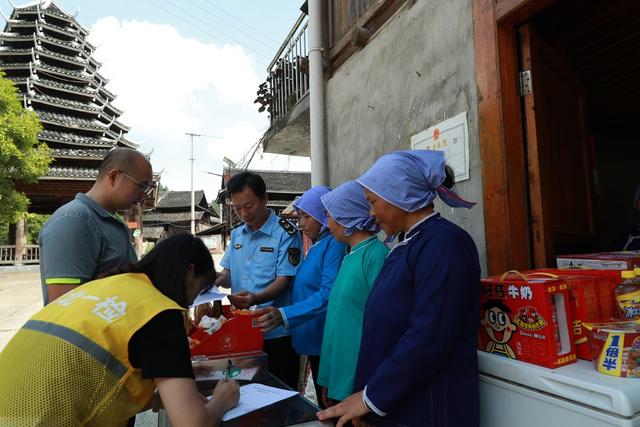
479;351;640;426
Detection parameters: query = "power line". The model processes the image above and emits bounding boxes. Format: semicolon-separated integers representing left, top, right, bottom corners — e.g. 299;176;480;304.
243;138;263;170
145;0;271;65
239;139;262;168
162;0;272;61
202;0;281;44
183;0;279;52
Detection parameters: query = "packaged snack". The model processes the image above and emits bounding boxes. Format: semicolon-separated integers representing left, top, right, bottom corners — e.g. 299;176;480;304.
479;271;576;368
615;270;640;320
528;269;620;360
584;321;640;377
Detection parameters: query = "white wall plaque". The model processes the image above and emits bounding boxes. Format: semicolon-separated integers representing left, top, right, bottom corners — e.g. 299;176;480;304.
410;112;470;181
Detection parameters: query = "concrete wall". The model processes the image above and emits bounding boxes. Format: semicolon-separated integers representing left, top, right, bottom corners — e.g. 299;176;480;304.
325;0;487;273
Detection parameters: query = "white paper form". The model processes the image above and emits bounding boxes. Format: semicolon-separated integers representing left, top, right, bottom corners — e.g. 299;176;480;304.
208;383;299;421
190;286;227;307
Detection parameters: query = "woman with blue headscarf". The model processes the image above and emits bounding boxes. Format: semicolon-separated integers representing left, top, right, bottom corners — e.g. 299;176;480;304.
318;150;481;427
254;186;347;403
317;180;389;408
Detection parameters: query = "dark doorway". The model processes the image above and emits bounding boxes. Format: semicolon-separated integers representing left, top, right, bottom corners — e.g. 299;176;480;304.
522;0;640;264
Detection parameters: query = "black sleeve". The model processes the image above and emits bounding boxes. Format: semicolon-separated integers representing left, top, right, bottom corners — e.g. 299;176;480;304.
128;310;195;379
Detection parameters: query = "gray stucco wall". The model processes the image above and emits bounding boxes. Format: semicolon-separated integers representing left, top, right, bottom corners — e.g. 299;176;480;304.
325;0;487;273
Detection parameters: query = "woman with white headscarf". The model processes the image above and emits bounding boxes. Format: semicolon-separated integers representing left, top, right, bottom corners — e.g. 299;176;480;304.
317;180;389;408
318;150;481;427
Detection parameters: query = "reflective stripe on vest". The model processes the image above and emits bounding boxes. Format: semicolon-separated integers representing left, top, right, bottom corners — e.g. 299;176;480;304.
23;319;127;379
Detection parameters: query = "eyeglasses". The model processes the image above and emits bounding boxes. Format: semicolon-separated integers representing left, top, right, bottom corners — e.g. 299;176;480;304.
119;170;155;196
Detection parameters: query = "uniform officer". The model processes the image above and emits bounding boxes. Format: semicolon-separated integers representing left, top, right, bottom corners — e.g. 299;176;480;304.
215;171;302;389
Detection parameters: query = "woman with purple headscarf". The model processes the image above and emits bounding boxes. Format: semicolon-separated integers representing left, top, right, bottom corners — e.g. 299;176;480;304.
254;186;347;405
318;150;481;427
317;181;389;408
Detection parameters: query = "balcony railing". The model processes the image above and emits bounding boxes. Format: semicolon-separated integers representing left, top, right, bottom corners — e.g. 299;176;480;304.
267;13;309;125
0;245;40;265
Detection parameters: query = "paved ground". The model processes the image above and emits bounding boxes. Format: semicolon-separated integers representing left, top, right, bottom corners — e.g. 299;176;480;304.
0;270;42;352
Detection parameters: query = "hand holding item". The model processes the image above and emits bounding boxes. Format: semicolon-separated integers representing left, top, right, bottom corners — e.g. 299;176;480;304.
215;270;231;288
253;306;284;332
212;379;240;412
317;390;370;427
194;303;213;325
228;291;256;309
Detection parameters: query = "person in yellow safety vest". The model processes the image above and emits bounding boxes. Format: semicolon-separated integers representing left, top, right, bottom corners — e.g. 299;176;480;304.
0;234;240;427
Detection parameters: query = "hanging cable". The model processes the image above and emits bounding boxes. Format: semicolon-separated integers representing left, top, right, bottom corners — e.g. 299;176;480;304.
183;0;278;51
163;0;273;60
146;0;271;64
202;0;281;44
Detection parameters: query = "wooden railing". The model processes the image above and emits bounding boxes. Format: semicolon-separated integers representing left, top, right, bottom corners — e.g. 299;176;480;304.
0;245;40;265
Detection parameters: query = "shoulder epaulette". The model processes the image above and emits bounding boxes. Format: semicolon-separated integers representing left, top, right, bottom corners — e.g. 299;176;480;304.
231;222;245;230
278;218;297;235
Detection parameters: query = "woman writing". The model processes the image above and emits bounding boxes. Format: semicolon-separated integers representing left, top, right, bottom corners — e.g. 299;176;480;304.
318;150;481;427
317;180;389;408
0;234;239;427
255;185;347;405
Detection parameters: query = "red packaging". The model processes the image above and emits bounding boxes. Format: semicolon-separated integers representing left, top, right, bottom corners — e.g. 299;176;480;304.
556;251;640;270
189;306;263;357
584;321;640;377
479;271;576;368
528;269;620;360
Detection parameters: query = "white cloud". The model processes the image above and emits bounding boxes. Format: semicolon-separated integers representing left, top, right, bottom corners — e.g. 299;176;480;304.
88;17;309;202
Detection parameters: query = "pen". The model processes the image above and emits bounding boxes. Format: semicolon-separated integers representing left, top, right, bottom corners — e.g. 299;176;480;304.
225;359;232;381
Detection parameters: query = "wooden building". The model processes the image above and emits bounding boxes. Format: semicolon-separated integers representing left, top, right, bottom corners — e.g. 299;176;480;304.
0;1;139;213
261;0;640;275
143;190;220;243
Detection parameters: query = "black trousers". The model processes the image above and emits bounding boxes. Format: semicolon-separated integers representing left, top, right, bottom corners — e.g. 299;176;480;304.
263;335;299;390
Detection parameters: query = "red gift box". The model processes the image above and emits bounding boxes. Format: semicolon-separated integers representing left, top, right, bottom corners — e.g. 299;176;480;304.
479;271;576;368
189;306;263;357
528;269;620;360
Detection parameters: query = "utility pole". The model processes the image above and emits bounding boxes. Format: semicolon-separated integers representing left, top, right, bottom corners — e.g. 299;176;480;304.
185;132;222;235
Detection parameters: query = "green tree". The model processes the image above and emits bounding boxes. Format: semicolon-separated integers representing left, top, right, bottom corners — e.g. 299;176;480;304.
0;70;51;223
0;219;8;245
26;213;50;244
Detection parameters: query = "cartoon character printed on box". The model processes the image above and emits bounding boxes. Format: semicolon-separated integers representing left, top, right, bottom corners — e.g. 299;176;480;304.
481;300;517;359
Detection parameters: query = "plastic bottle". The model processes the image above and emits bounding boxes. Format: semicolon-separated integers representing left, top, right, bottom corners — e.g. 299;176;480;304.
615;270;640;320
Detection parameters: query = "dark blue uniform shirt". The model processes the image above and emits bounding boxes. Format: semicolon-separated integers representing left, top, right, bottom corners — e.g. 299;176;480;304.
354;213;480;427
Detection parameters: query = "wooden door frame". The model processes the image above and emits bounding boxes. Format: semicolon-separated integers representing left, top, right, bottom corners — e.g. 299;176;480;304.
472;0;557;275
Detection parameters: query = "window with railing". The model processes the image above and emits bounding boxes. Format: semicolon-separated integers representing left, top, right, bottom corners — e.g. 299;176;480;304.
256;13;309;125
255;1;407;125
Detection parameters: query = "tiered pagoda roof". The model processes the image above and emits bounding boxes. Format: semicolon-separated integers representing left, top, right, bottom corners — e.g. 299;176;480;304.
0;0;137;187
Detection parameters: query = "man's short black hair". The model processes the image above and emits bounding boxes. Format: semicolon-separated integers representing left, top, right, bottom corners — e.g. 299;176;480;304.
227;171;267;199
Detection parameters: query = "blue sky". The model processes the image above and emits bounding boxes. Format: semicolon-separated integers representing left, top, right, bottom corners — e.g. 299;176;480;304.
0;0;310;197
11;0;302;70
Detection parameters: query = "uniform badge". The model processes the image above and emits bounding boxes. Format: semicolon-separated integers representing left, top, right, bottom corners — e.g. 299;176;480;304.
288;248;301;266
279;218;298;235
234;243;242;249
